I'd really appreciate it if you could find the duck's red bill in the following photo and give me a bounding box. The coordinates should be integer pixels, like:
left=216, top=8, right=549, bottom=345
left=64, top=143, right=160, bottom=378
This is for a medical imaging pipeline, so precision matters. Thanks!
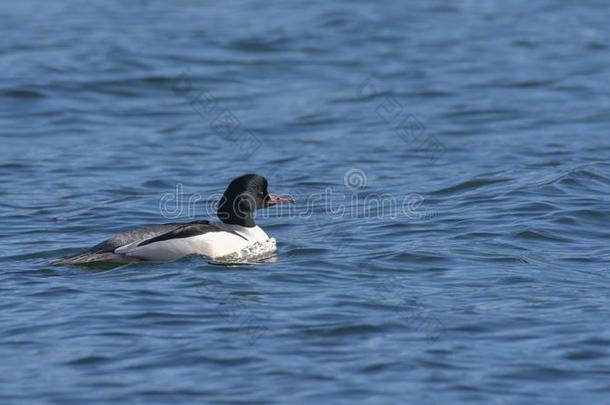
left=266, top=194, right=295, bottom=206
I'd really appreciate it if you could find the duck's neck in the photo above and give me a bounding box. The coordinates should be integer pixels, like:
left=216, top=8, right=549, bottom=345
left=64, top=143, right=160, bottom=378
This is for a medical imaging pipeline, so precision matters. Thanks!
left=217, top=209, right=255, bottom=228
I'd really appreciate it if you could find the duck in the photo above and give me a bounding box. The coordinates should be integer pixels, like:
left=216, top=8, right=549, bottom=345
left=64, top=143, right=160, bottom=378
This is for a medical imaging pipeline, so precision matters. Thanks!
left=54, top=174, right=294, bottom=264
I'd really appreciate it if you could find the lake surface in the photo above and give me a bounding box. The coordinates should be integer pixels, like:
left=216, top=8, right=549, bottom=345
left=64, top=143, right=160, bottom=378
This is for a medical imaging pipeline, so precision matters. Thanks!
left=1, top=1, right=610, bottom=403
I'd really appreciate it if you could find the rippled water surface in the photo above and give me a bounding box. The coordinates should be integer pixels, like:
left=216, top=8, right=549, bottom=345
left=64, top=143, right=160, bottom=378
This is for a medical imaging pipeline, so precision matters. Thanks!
left=2, top=1, right=610, bottom=403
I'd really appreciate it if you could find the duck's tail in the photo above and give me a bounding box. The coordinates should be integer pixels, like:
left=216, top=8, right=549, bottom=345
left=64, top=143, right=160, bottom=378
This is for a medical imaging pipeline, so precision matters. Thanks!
left=51, top=251, right=141, bottom=265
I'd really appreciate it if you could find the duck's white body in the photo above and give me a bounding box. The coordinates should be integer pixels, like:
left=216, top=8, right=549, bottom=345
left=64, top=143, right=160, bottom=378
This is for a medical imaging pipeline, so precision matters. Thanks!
left=55, top=222, right=276, bottom=265
left=115, top=224, right=272, bottom=261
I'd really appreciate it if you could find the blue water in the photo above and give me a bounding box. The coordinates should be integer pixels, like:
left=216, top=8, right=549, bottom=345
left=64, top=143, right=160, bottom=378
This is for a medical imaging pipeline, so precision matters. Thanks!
left=2, top=1, right=610, bottom=403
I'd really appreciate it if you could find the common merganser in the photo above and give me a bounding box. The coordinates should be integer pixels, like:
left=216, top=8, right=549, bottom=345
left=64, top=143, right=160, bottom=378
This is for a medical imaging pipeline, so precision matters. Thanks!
left=54, top=174, right=294, bottom=264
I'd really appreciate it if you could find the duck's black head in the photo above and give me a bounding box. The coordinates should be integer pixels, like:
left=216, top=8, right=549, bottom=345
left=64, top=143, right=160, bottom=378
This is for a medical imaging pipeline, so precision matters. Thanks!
left=217, top=174, right=294, bottom=227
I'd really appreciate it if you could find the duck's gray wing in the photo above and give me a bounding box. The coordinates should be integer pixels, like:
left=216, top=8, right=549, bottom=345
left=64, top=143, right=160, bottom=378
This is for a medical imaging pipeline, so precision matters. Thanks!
left=136, top=222, right=244, bottom=247
left=53, top=221, right=211, bottom=265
